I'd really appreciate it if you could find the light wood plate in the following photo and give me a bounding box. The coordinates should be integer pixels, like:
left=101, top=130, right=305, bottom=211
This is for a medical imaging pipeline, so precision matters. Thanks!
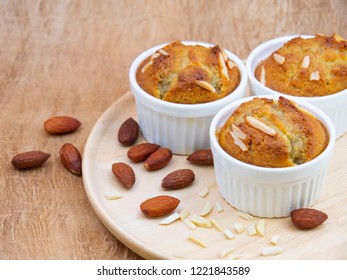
left=82, top=91, right=347, bottom=260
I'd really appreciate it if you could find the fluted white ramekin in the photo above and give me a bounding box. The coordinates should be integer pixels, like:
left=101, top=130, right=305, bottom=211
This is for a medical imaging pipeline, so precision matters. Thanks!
left=129, top=41, right=247, bottom=155
left=246, top=35, right=347, bottom=139
left=210, top=95, right=336, bottom=218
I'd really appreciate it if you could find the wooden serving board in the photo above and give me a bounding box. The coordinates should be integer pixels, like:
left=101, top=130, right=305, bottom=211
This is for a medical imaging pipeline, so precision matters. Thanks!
left=82, top=92, right=347, bottom=260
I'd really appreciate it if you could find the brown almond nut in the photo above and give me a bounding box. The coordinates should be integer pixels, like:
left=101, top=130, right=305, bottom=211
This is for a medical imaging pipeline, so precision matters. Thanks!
left=144, top=148, right=173, bottom=170
left=112, top=162, right=136, bottom=188
left=161, top=169, right=195, bottom=190
left=118, top=118, right=140, bottom=146
left=127, top=143, right=160, bottom=163
left=187, top=149, right=213, bottom=165
left=140, top=195, right=180, bottom=217
left=291, top=208, right=328, bottom=229
left=11, top=151, right=51, bottom=169
left=60, top=143, right=82, bottom=176
left=44, top=116, right=81, bottom=135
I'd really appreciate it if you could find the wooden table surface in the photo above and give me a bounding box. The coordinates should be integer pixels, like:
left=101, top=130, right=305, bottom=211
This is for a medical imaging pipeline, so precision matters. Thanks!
left=1, top=0, right=346, bottom=260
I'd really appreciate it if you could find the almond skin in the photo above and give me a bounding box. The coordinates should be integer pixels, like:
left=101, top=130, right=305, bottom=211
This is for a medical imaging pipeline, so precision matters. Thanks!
left=118, top=118, right=140, bottom=146
left=161, top=169, right=195, bottom=190
left=11, top=151, right=51, bottom=169
left=140, top=195, right=180, bottom=217
left=112, top=162, right=136, bottom=188
left=60, top=143, right=82, bottom=176
left=127, top=143, right=160, bottom=162
left=291, top=208, right=328, bottom=229
left=187, top=149, right=214, bottom=165
left=44, top=116, right=81, bottom=135
left=144, top=148, right=172, bottom=170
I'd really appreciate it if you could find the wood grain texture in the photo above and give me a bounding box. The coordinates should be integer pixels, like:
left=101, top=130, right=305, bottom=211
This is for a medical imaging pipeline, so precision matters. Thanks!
left=0, top=0, right=346, bottom=260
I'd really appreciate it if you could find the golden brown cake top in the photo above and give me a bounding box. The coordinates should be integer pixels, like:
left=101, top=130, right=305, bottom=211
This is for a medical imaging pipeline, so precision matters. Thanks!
left=218, top=97, right=329, bottom=168
left=255, top=34, right=347, bottom=97
left=136, top=41, right=241, bottom=104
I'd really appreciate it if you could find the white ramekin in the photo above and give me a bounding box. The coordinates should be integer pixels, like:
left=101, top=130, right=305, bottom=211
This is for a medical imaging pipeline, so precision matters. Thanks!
left=246, top=35, right=347, bottom=139
left=129, top=41, right=247, bottom=155
left=210, top=95, right=336, bottom=218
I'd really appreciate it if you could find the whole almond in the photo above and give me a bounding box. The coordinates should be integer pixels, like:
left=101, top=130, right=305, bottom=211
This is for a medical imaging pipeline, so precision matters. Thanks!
left=44, top=116, right=81, bottom=135
left=112, top=162, right=136, bottom=188
left=187, top=149, right=214, bottom=165
left=60, top=143, right=82, bottom=176
left=291, top=208, right=328, bottom=229
left=118, top=118, right=140, bottom=146
left=161, top=169, right=195, bottom=190
left=140, top=195, right=180, bottom=217
left=11, top=151, right=51, bottom=169
left=127, top=143, right=160, bottom=162
left=144, top=148, right=172, bottom=170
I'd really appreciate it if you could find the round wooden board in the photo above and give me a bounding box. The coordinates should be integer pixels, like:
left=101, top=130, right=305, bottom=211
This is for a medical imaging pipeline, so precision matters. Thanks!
left=82, top=91, right=347, bottom=260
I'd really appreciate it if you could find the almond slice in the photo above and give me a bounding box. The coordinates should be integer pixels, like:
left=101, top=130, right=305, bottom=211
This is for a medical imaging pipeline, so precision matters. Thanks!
left=200, top=201, right=212, bottom=216
left=141, top=60, right=153, bottom=73
left=158, top=49, right=169, bottom=56
left=188, top=234, right=207, bottom=248
left=174, top=254, right=185, bottom=259
left=218, top=52, right=229, bottom=81
left=273, top=53, right=286, bottom=65
left=160, top=212, right=180, bottom=225
left=210, top=219, right=223, bottom=232
left=271, top=234, right=280, bottom=245
left=230, top=131, right=248, bottom=151
left=246, top=116, right=276, bottom=136
left=333, top=33, right=345, bottom=42
left=227, top=60, right=236, bottom=70
left=151, top=53, right=161, bottom=60
left=310, top=71, right=320, bottom=81
left=195, top=80, right=216, bottom=92
left=219, top=246, right=235, bottom=258
left=232, top=124, right=247, bottom=140
left=191, top=214, right=212, bottom=228
left=215, top=201, right=224, bottom=213
left=179, top=209, right=190, bottom=220
left=302, top=55, right=310, bottom=68
left=234, top=223, right=245, bottom=234
left=223, top=229, right=235, bottom=239
left=199, top=187, right=209, bottom=198
left=182, top=218, right=196, bottom=230
left=227, top=253, right=242, bottom=260
left=256, top=219, right=265, bottom=237
left=260, top=66, right=266, bottom=85
left=219, top=47, right=228, bottom=61
left=237, top=211, right=254, bottom=221
left=261, top=246, right=283, bottom=256
left=247, top=223, right=258, bottom=236
left=104, top=193, right=122, bottom=200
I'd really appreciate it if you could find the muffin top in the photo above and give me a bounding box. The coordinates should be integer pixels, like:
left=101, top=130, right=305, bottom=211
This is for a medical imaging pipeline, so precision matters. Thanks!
left=255, top=34, right=347, bottom=97
left=136, top=41, right=241, bottom=104
left=218, top=97, right=329, bottom=168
